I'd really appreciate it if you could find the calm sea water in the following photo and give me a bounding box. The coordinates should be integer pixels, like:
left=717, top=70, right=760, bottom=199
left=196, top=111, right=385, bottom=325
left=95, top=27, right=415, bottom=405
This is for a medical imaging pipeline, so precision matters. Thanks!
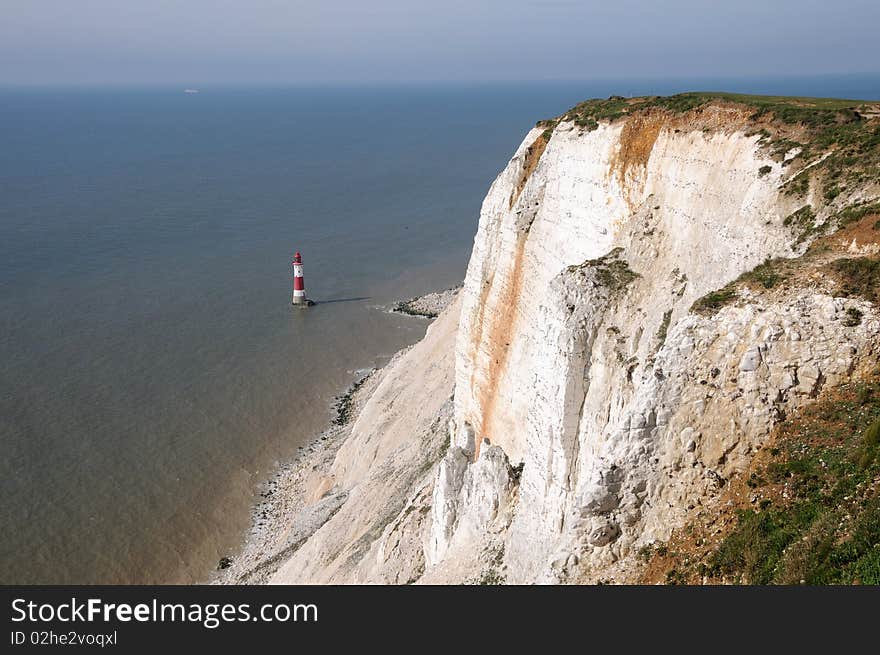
left=2, top=77, right=878, bottom=584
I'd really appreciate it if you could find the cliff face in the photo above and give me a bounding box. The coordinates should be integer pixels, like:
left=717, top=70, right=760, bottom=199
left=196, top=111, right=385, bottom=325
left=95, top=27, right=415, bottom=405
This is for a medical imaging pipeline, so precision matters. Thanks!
left=265, top=96, right=880, bottom=584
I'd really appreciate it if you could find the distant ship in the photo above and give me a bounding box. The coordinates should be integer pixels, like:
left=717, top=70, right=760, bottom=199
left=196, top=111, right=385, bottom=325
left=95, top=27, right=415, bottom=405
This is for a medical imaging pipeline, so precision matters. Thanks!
left=183, top=89, right=200, bottom=94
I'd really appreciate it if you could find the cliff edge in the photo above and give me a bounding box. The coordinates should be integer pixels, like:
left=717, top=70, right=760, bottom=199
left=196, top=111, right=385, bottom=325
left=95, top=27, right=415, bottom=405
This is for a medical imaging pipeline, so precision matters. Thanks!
left=241, top=93, right=880, bottom=584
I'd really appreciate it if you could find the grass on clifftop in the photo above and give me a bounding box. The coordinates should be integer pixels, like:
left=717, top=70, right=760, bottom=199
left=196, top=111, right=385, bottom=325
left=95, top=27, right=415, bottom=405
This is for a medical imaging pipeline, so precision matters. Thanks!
left=540, top=91, right=876, bottom=132
left=539, top=92, right=875, bottom=132
left=538, top=91, right=880, bottom=212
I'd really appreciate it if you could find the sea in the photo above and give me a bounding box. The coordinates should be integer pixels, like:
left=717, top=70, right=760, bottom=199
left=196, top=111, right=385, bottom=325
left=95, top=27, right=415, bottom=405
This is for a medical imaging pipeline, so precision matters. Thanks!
left=1, top=75, right=878, bottom=583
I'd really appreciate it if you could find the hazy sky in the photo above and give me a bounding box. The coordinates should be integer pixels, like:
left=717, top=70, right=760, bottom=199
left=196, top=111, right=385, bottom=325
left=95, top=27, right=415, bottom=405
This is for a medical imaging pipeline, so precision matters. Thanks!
left=1, top=0, right=878, bottom=84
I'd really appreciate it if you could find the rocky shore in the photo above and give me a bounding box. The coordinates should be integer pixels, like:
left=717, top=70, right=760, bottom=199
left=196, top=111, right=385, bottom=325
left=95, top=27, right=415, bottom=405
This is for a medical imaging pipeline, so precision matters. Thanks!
left=214, top=288, right=459, bottom=584
left=212, top=369, right=380, bottom=584
left=391, top=286, right=462, bottom=319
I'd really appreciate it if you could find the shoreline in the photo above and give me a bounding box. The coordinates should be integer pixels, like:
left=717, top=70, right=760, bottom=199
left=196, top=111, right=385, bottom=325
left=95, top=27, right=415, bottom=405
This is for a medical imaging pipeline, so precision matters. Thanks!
left=390, top=285, right=462, bottom=319
left=210, top=366, right=385, bottom=584
left=212, top=289, right=458, bottom=584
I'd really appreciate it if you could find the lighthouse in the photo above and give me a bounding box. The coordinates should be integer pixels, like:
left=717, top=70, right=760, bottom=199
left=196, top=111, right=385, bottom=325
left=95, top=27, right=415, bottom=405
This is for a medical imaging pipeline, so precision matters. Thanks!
left=291, top=252, right=310, bottom=306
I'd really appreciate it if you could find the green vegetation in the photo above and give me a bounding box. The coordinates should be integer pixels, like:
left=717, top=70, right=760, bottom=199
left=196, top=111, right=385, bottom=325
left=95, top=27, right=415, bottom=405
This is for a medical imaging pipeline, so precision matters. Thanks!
left=783, top=205, right=820, bottom=246
left=689, top=221, right=878, bottom=318
left=570, top=247, right=640, bottom=293
left=680, top=92, right=868, bottom=112
left=831, top=257, right=880, bottom=303
left=691, top=257, right=790, bottom=315
left=767, top=137, right=803, bottom=158
left=476, top=545, right=507, bottom=585
left=833, top=201, right=880, bottom=229
left=546, top=91, right=874, bottom=130
left=637, top=541, right=668, bottom=562
left=843, top=307, right=864, bottom=327
left=595, top=261, right=639, bottom=290
left=665, top=568, right=689, bottom=585
left=535, top=118, right=561, bottom=141
left=859, top=419, right=880, bottom=470
left=741, top=258, right=789, bottom=289
left=806, top=121, right=880, bottom=201
left=560, top=96, right=630, bottom=131
left=477, top=569, right=505, bottom=585
left=758, top=165, right=772, bottom=177
left=655, top=309, right=673, bottom=347
left=539, top=92, right=880, bottom=209
left=691, top=286, right=738, bottom=313
left=708, top=375, right=880, bottom=584
left=783, top=174, right=810, bottom=198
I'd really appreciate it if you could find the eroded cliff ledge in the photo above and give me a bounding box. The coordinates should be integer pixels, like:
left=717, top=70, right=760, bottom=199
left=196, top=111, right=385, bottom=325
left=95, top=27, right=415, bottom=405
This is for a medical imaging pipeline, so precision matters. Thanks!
left=250, top=93, right=880, bottom=584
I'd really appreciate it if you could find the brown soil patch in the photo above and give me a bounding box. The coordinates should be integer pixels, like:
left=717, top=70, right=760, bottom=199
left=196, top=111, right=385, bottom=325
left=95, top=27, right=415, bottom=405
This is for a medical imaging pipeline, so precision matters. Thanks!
left=613, top=112, right=664, bottom=189
left=509, top=131, right=550, bottom=210
left=830, top=213, right=880, bottom=252
left=462, top=130, right=547, bottom=457
left=468, top=234, right=528, bottom=459
left=609, top=103, right=765, bottom=208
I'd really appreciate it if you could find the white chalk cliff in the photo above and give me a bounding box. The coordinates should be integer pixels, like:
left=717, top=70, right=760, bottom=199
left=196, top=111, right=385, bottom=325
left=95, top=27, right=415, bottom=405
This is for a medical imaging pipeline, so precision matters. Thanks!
left=266, top=100, right=880, bottom=584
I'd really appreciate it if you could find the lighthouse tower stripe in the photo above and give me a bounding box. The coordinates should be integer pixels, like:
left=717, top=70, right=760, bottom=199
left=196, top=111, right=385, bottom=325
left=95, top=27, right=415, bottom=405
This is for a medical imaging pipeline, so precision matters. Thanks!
left=292, top=253, right=306, bottom=302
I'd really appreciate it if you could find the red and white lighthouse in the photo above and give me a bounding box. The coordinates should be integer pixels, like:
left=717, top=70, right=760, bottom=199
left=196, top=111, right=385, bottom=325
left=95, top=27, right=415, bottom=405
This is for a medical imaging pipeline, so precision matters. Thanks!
left=291, top=252, right=308, bottom=305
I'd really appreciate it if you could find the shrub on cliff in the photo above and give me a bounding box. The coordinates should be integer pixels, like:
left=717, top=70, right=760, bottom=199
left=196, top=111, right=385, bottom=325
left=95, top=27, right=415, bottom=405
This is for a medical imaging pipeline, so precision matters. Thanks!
left=691, top=286, right=737, bottom=314
left=831, top=257, right=880, bottom=303
left=783, top=205, right=819, bottom=246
